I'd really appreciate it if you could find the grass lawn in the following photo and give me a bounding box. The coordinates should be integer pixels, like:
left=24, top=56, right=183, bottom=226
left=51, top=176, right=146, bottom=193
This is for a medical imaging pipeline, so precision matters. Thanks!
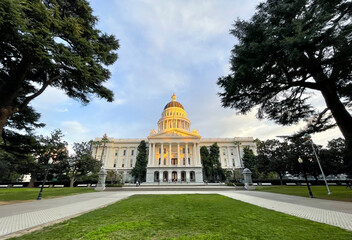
left=255, top=186, right=352, bottom=202
left=0, top=188, right=95, bottom=202
left=11, top=194, right=352, bottom=240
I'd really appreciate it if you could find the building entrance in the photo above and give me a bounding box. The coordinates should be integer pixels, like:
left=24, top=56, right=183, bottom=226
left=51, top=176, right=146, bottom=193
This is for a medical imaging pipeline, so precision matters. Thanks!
left=172, top=171, right=177, bottom=182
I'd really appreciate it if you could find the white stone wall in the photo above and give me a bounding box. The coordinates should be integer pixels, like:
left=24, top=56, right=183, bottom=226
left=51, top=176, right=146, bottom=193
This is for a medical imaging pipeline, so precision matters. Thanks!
left=92, top=137, right=257, bottom=182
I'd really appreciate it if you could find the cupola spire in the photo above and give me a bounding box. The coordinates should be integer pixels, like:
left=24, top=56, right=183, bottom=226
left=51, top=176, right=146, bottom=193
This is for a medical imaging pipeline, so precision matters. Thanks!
left=172, top=93, right=176, bottom=102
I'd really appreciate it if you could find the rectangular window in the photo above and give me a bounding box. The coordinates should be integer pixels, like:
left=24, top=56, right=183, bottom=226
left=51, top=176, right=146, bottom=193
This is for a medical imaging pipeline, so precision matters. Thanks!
left=122, top=164, right=124, bottom=167
left=164, top=148, right=166, bottom=154
left=130, top=162, right=132, bottom=167
left=223, top=151, right=225, bottom=155
left=115, top=152, right=118, bottom=156
left=113, top=164, right=116, bottom=167
left=188, top=148, right=190, bottom=154
left=164, top=158, right=166, bottom=165
left=183, top=158, right=185, bottom=165
left=159, top=158, right=161, bottom=165
left=123, top=150, right=126, bottom=156
left=188, top=158, right=190, bottom=165
left=183, top=148, right=185, bottom=154
left=159, top=148, right=161, bottom=154
left=131, top=150, right=134, bottom=156
left=231, top=152, right=234, bottom=155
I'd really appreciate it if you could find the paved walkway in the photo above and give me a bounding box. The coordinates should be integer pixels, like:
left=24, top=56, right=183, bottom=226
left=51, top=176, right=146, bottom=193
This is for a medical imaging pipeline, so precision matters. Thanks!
left=0, top=190, right=351, bottom=238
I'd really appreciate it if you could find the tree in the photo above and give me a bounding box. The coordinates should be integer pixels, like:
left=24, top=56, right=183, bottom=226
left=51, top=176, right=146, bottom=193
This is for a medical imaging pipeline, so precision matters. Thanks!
left=242, top=147, right=257, bottom=170
left=28, top=129, right=68, bottom=187
left=131, top=140, right=147, bottom=182
left=257, top=139, right=292, bottom=185
left=67, top=141, right=101, bottom=187
left=209, top=143, right=225, bottom=182
left=0, top=0, right=119, bottom=137
left=217, top=0, right=352, bottom=175
left=200, top=146, right=211, bottom=181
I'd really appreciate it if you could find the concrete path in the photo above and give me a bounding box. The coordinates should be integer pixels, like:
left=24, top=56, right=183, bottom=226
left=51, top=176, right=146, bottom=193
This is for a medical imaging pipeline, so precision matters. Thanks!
left=0, top=190, right=351, bottom=239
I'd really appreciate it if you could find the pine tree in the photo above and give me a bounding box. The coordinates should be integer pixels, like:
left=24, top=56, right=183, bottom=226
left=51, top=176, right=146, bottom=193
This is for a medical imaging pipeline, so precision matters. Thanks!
left=131, top=141, right=148, bottom=182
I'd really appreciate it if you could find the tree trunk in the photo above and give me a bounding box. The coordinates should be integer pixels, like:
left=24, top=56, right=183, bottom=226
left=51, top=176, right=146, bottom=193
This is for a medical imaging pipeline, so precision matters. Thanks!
left=279, top=174, right=283, bottom=185
left=70, top=177, right=75, bottom=188
left=28, top=173, right=36, bottom=188
left=320, top=84, right=352, bottom=176
left=0, top=107, right=15, bottom=139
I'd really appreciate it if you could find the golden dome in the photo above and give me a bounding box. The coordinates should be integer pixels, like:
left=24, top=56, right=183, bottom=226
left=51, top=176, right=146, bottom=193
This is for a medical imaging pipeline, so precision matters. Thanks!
left=164, top=94, right=184, bottom=110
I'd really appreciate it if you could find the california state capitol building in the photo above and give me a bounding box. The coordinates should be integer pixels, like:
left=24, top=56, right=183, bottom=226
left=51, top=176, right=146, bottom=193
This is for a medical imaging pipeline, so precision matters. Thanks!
left=92, top=94, right=257, bottom=184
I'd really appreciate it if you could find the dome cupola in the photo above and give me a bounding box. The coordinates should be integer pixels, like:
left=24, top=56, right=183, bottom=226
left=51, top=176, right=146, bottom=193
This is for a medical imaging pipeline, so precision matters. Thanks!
left=164, top=93, right=184, bottom=110
left=157, top=94, right=191, bottom=133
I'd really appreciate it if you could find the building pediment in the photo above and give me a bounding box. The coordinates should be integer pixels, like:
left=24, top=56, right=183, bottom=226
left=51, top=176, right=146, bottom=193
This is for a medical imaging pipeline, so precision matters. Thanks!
left=148, top=128, right=200, bottom=139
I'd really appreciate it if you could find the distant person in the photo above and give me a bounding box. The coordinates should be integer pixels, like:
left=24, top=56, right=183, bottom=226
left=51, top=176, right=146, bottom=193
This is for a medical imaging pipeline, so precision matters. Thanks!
left=346, top=182, right=351, bottom=189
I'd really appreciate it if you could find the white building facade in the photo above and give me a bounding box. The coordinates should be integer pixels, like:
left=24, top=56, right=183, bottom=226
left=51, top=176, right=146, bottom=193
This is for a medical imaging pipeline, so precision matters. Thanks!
left=92, top=94, right=256, bottom=184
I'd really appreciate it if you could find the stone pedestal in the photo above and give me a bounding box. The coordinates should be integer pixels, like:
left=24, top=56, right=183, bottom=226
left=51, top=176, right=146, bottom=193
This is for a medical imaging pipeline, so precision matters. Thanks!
left=95, top=168, right=107, bottom=191
left=243, top=168, right=255, bottom=190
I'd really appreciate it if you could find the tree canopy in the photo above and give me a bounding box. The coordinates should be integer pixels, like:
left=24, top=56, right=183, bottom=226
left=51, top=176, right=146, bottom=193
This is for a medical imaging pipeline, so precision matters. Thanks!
left=217, top=0, right=352, bottom=174
left=131, top=140, right=148, bottom=182
left=0, top=0, right=119, bottom=137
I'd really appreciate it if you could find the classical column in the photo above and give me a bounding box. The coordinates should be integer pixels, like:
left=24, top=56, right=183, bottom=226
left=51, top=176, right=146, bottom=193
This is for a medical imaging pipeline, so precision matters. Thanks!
left=168, top=143, right=171, bottom=166
left=159, top=171, right=163, bottom=183
left=168, top=171, right=172, bottom=183
left=193, top=142, right=196, bottom=166
left=152, top=143, right=155, bottom=166
left=177, top=143, right=180, bottom=165
left=197, top=143, right=201, bottom=166
left=148, top=143, right=151, bottom=165
left=115, top=148, right=119, bottom=171
left=160, top=143, right=164, bottom=166
left=186, top=171, right=190, bottom=183
left=186, top=143, right=189, bottom=166
left=227, top=146, right=231, bottom=168
left=177, top=170, right=181, bottom=182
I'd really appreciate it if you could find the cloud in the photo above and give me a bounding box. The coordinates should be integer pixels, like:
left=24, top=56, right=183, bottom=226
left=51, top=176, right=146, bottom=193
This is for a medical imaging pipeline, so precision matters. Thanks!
left=61, top=121, right=89, bottom=137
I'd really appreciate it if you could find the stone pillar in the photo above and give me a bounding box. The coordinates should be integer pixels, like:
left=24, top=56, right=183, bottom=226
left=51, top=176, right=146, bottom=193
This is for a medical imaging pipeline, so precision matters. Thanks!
left=148, top=143, right=151, bottom=165
left=186, top=143, right=189, bottom=166
left=193, top=142, right=196, bottom=166
left=168, top=171, right=172, bottom=183
left=177, top=143, right=180, bottom=165
left=227, top=146, right=231, bottom=168
left=160, top=143, right=164, bottom=166
left=159, top=171, right=163, bottom=183
left=168, top=143, right=171, bottom=166
left=186, top=171, right=190, bottom=183
left=95, top=168, right=107, bottom=191
left=115, top=148, right=119, bottom=171
left=197, top=143, right=201, bottom=166
left=243, top=168, right=254, bottom=190
left=177, top=170, right=181, bottom=182
left=152, top=143, right=155, bottom=166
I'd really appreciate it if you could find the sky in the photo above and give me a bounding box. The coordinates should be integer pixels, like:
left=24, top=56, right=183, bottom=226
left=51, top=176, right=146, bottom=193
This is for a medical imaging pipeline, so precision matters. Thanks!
left=30, top=0, right=343, bottom=148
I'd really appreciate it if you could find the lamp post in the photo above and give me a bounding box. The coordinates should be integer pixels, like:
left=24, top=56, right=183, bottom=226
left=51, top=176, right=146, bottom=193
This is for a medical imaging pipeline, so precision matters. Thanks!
left=298, top=157, right=314, bottom=198
left=303, top=134, right=332, bottom=195
left=37, top=157, right=53, bottom=200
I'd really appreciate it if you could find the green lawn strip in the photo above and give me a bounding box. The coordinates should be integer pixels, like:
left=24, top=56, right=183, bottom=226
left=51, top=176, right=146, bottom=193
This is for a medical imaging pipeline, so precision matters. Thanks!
left=254, top=186, right=352, bottom=202
left=11, top=194, right=352, bottom=240
left=0, top=188, right=95, bottom=201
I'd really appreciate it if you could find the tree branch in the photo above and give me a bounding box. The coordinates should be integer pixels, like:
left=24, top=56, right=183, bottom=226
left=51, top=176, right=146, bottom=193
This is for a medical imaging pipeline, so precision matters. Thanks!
left=19, top=75, right=60, bottom=111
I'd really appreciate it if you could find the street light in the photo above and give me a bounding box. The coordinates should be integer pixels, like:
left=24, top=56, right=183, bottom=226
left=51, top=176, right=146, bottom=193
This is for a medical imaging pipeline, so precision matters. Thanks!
left=303, top=134, right=332, bottom=195
left=37, top=157, right=54, bottom=200
left=298, top=157, right=314, bottom=198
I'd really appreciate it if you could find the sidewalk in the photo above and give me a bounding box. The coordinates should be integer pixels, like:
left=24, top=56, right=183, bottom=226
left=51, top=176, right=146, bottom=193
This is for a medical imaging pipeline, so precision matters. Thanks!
left=0, top=190, right=351, bottom=238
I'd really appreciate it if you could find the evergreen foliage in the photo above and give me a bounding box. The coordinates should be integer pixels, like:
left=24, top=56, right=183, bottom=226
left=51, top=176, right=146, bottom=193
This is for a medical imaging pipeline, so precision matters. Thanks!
left=218, top=0, right=352, bottom=175
left=0, top=0, right=119, bottom=137
left=131, top=140, right=148, bottom=182
left=209, top=143, right=225, bottom=182
left=67, top=141, right=102, bottom=187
